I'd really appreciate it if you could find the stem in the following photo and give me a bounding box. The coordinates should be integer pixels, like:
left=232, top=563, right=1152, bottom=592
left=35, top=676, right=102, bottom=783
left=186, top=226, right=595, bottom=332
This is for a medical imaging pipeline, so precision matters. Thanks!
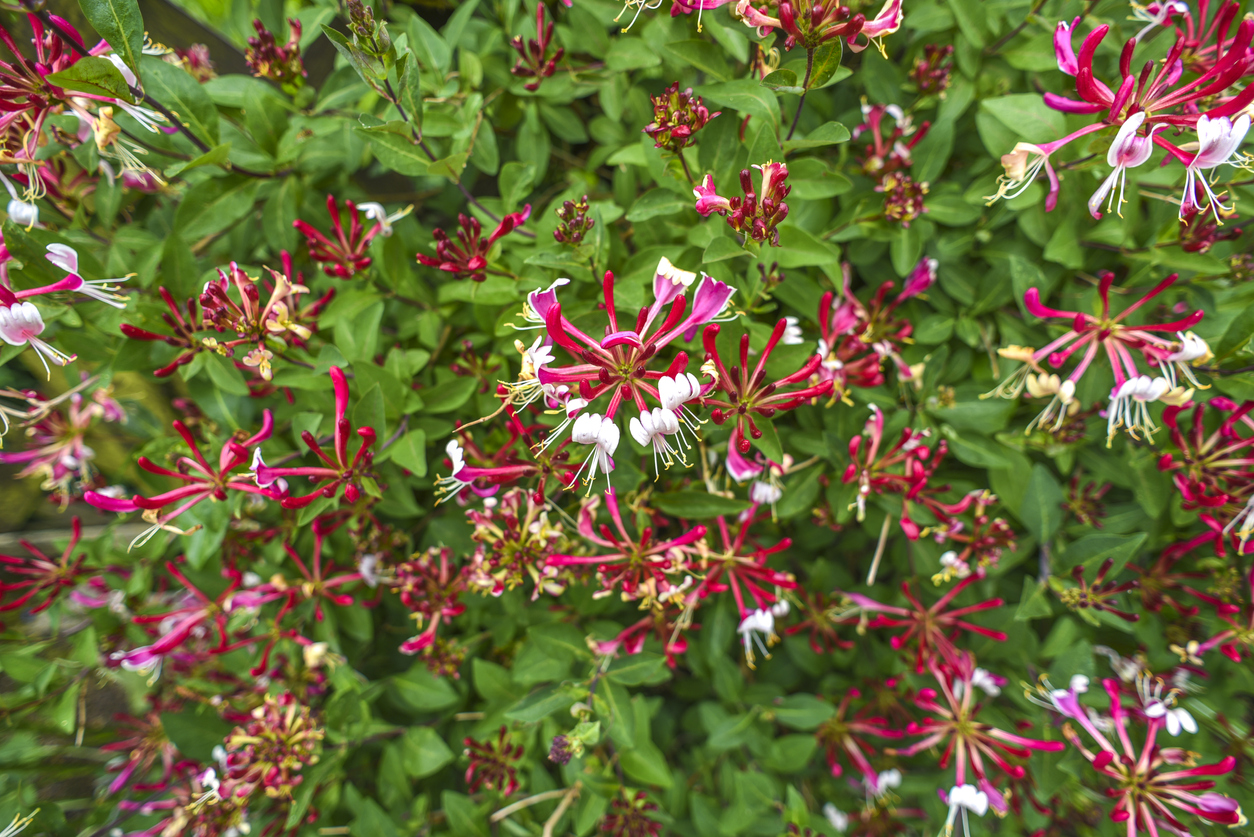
left=786, top=49, right=814, bottom=142
left=383, top=79, right=537, bottom=239
left=984, top=0, right=1049, bottom=55
left=866, top=512, right=892, bottom=586
left=678, top=152, right=695, bottom=186
left=490, top=789, right=571, bottom=822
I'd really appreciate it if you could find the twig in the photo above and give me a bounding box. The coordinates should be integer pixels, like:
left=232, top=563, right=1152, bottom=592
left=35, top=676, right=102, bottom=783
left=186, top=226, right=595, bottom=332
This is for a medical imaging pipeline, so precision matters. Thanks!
left=984, top=0, right=1049, bottom=56
left=542, top=785, right=580, bottom=837
left=380, top=415, right=411, bottom=451
left=786, top=48, right=815, bottom=142
left=490, top=789, right=571, bottom=822
left=866, top=512, right=893, bottom=586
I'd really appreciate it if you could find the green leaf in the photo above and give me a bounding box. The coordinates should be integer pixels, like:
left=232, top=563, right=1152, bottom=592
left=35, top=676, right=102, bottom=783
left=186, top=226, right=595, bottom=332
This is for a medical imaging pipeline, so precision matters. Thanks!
left=421, top=377, right=477, bottom=414
left=1217, top=303, right=1254, bottom=358
left=663, top=40, right=732, bottom=81
left=653, top=492, right=752, bottom=519
left=426, top=152, right=469, bottom=181
left=355, top=122, right=429, bottom=176
left=384, top=429, right=427, bottom=476
left=763, top=734, right=817, bottom=773
left=160, top=704, right=233, bottom=762
left=755, top=417, right=784, bottom=463
left=619, top=744, right=673, bottom=788
left=164, top=143, right=231, bottom=177
left=1014, top=576, right=1055, bottom=621
left=202, top=353, right=249, bottom=396
left=1019, top=464, right=1065, bottom=543
left=807, top=41, right=847, bottom=89
left=399, top=727, right=455, bottom=779
left=980, top=94, right=1068, bottom=143
left=442, top=792, right=487, bottom=837
left=529, top=623, right=591, bottom=663
left=702, top=79, right=781, bottom=130
left=627, top=189, right=691, bottom=222
left=398, top=55, right=423, bottom=135
left=173, top=176, right=260, bottom=239
left=139, top=55, right=220, bottom=144
left=506, top=684, right=576, bottom=723
left=703, top=235, right=750, bottom=263
left=760, top=68, right=802, bottom=94
left=79, top=0, right=144, bottom=78
left=1060, top=532, right=1147, bottom=577
left=45, top=56, right=133, bottom=102
left=499, top=161, right=536, bottom=212
left=771, top=694, right=834, bottom=730
left=606, top=652, right=667, bottom=686
left=391, top=664, right=460, bottom=713
left=782, top=121, right=850, bottom=151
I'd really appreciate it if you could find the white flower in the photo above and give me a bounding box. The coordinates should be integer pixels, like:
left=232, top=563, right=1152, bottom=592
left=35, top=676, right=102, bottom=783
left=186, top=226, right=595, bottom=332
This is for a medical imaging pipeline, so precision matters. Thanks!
left=435, top=440, right=477, bottom=504
left=571, top=413, right=620, bottom=489
left=737, top=608, right=776, bottom=669
left=1088, top=112, right=1159, bottom=219
left=1145, top=700, right=1197, bottom=736
left=823, top=803, right=849, bottom=833
left=358, top=201, right=412, bottom=236
left=943, top=784, right=989, bottom=837
left=44, top=243, right=131, bottom=308
left=770, top=598, right=790, bottom=618
left=971, top=667, right=1002, bottom=697
left=782, top=316, right=804, bottom=345
left=1106, top=375, right=1171, bottom=444
left=0, top=301, right=75, bottom=378
left=524, top=335, right=555, bottom=374
left=359, top=553, right=381, bottom=588
left=867, top=768, right=902, bottom=797
left=1180, top=113, right=1250, bottom=218
left=750, top=480, right=782, bottom=505
left=105, top=53, right=138, bottom=88
left=629, top=406, right=683, bottom=474
left=658, top=371, right=705, bottom=449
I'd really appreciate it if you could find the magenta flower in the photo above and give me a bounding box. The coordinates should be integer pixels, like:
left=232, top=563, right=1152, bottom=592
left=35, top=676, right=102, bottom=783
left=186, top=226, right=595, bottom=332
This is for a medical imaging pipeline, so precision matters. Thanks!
left=252, top=366, right=377, bottom=509
left=84, top=411, right=276, bottom=548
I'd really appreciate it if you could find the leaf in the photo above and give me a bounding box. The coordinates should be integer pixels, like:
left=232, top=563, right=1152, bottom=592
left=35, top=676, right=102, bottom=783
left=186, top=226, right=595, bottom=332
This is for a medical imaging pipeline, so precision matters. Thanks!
left=626, top=189, right=691, bottom=222
left=1014, top=576, right=1054, bottom=621
left=782, top=120, right=850, bottom=151
left=399, top=727, right=454, bottom=779
left=980, top=94, right=1068, bottom=143
left=420, top=377, right=477, bottom=414
left=426, top=152, right=469, bottom=181
left=1060, top=532, right=1148, bottom=577
left=1019, top=464, right=1065, bottom=543
left=355, top=122, right=429, bottom=176
left=499, top=161, right=536, bottom=212
left=1217, top=303, right=1254, bottom=358
left=442, top=792, right=487, bottom=837
left=771, top=694, right=834, bottom=730
left=384, top=429, right=427, bottom=476
left=606, top=652, right=667, bottom=686
left=398, top=56, right=423, bottom=135
left=755, top=417, right=784, bottom=463
left=165, top=143, right=231, bottom=177
left=808, top=40, right=847, bottom=89
left=139, top=55, right=220, bottom=144
left=160, top=705, right=233, bottom=762
left=619, top=744, right=673, bottom=787
left=506, top=684, right=576, bottom=723
left=653, top=492, right=752, bottom=519
left=760, top=68, right=802, bottom=94
left=528, top=623, right=591, bottom=663
left=703, top=236, right=750, bottom=263
left=663, top=40, right=732, bottom=81
left=391, top=665, right=459, bottom=713
left=202, top=353, right=249, bottom=396
left=173, top=176, right=260, bottom=239
left=702, top=79, right=781, bottom=130
left=79, top=0, right=144, bottom=78
left=45, top=56, right=133, bottom=101
left=763, top=734, right=818, bottom=773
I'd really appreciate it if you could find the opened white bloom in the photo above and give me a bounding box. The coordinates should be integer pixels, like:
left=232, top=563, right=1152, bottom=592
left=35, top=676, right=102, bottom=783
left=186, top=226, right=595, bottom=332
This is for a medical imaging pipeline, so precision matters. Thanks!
left=1164, top=330, right=1211, bottom=388
left=0, top=301, right=75, bottom=378
left=750, top=480, right=782, bottom=505
left=868, top=768, right=902, bottom=797
left=737, top=607, right=776, bottom=669
left=971, top=667, right=1002, bottom=697
left=658, top=371, right=705, bottom=449
left=1146, top=699, right=1197, bottom=736
left=1089, top=112, right=1159, bottom=219
left=0, top=171, right=38, bottom=227
left=630, top=406, right=683, bottom=475
left=782, top=316, right=804, bottom=345
left=770, top=598, right=790, bottom=618
left=358, top=201, right=413, bottom=236
left=45, top=243, right=132, bottom=308
left=571, top=413, right=620, bottom=489
left=823, top=803, right=849, bottom=833
left=1180, top=114, right=1250, bottom=218
left=942, top=784, right=989, bottom=837
left=1106, top=375, right=1171, bottom=445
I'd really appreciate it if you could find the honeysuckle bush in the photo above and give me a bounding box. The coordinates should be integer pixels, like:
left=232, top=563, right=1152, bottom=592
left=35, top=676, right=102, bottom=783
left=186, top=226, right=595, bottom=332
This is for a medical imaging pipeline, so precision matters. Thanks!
left=2, top=0, right=1254, bottom=834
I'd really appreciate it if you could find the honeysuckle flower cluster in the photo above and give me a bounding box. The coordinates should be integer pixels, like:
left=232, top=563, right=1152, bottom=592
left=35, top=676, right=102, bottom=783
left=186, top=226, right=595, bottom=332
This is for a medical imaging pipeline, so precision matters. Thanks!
left=987, top=9, right=1254, bottom=218
left=988, top=272, right=1207, bottom=444
left=643, top=82, right=720, bottom=153
left=416, top=206, right=532, bottom=282
left=694, top=162, right=791, bottom=246
left=510, top=4, right=563, bottom=92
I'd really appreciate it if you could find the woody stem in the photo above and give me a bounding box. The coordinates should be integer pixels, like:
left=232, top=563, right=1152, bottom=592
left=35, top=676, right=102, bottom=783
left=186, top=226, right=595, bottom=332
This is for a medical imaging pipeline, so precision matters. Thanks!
left=786, top=49, right=814, bottom=142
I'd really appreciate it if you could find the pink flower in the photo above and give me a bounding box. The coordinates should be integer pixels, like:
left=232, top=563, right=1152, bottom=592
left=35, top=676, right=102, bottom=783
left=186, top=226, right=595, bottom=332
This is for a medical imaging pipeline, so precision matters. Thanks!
left=693, top=174, right=732, bottom=217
